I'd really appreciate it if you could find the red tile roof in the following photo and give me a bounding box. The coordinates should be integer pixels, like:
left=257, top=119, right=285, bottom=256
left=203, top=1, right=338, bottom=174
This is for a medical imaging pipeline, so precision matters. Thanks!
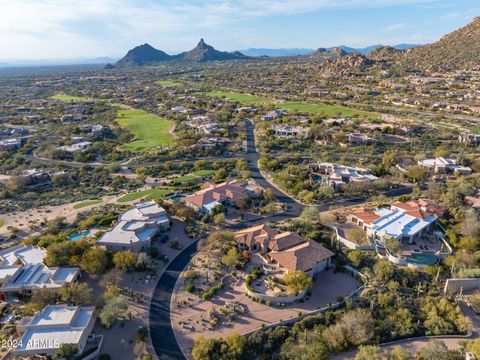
left=269, top=240, right=334, bottom=272
left=351, top=208, right=380, bottom=224
left=184, top=180, right=248, bottom=209
left=392, top=199, right=445, bottom=219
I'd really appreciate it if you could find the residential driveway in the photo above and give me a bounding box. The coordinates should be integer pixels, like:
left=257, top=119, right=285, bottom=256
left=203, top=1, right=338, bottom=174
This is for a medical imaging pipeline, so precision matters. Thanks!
left=171, top=269, right=361, bottom=357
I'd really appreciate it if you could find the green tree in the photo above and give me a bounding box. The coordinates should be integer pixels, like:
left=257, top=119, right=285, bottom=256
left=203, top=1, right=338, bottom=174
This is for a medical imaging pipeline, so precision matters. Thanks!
left=213, top=213, right=226, bottom=225
left=221, top=247, right=240, bottom=269
left=406, top=166, right=427, bottom=182
left=53, top=343, right=78, bottom=360
left=300, top=207, right=321, bottom=226
left=60, top=283, right=92, bottom=305
left=388, top=346, right=410, bottom=360
left=80, top=247, right=110, bottom=274
left=283, top=271, right=312, bottom=295
left=355, top=345, right=383, bottom=360
left=374, top=260, right=394, bottom=283
left=385, top=237, right=402, bottom=257
left=416, top=340, right=463, bottom=360
left=207, top=230, right=234, bottom=250
left=113, top=250, right=137, bottom=271
left=99, top=296, right=128, bottom=328
left=212, top=168, right=228, bottom=182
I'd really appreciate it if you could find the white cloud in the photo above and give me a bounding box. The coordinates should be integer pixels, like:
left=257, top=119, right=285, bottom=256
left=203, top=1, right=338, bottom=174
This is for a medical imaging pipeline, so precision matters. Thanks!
left=383, top=23, right=408, bottom=31
left=0, top=0, right=441, bottom=59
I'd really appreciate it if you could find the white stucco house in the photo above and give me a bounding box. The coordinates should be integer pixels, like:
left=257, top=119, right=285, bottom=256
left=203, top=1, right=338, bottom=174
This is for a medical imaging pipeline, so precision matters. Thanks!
left=96, top=200, right=170, bottom=252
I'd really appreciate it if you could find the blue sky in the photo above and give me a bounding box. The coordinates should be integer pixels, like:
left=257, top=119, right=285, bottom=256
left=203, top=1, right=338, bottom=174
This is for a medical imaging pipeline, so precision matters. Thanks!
left=0, top=0, right=478, bottom=60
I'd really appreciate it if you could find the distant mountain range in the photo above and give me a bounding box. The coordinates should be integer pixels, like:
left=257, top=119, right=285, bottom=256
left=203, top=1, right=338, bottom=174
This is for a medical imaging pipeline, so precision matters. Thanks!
left=239, top=44, right=420, bottom=57
left=240, top=48, right=314, bottom=57
left=0, top=57, right=117, bottom=67
left=113, top=39, right=246, bottom=67
left=3, top=17, right=479, bottom=72
left=110, top=40, right=422, bottom=68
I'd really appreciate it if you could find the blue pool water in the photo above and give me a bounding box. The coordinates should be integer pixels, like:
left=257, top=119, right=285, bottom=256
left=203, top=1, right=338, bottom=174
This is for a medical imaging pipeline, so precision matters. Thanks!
left=68, top=230, right=91, bottom=241
left=169, top=194, right=185, bottom=201
left=407, top=253, right=438, bottom=266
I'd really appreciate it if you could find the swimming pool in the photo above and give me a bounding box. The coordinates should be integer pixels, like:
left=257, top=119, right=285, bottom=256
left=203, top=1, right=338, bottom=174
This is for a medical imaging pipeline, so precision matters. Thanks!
left=407, top=253, right=438, bottom=266
left=169, top=194, right=185, bottom=201
left=68, top=230, right=91, bottom=241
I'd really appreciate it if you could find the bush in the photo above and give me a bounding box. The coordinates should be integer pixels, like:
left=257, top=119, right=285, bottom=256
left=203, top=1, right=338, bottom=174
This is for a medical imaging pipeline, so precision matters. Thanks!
left=246, top=275, right=253, bottom=291
left=186, top=283, right=195, bottom=293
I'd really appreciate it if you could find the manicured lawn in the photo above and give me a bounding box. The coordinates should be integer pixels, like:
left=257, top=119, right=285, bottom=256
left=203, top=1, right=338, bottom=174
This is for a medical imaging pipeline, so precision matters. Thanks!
left=277, top=102, right=376, bottom=118
left=193, top=169, right=214, bottom=176
left=174, top=175, right=197, bottom=182
left=51, top=94, right=96, bottom=102
left=117, top=189, right=173, bottom=203
left=116, top=109, right=174, bottom=151
left=73, top=200, right=103, bottom=209
left=156, top=80, right=180, bottom=87
left=203, top=91, right=375, bottom=117
left=204, top=91, right=271, bottom=103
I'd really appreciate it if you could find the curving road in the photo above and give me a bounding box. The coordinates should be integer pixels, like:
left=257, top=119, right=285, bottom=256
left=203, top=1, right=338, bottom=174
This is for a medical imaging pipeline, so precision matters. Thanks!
left=150, top=240, right=200, bottom=360
left=149, top=119, right=412, bottom=359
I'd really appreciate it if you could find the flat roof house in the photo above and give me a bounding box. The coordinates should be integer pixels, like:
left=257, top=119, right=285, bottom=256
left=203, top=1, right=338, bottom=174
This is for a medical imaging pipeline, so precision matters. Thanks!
left=417, top=157, right=472, bottom=175
left=458, top=131, right=480, bottom=145
left=271, top=125, right=309, bottom=138
left=234, top=225, right=334, bottom=277
left=309, top=163, right=378, bottom=189
left=183, top=180, right=249, bottom=214
left=0, top=245, right=79, bottom=294
left=349, top=199, right=445, bottom=245
left=14, top=305, right=97, bottom=357
left=97, top=200, right=170, bottom=252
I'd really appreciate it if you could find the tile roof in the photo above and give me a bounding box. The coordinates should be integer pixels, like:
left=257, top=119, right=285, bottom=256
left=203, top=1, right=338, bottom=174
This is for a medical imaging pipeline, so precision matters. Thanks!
left=234, top=226, right=333, bottom=273
left=351, top=208, right=381, bottom=224
left=391, top=199, right=445, bottom=219
left=184, top=180, right=248, bottom=209
left=269, top=240, right=334, bottom=272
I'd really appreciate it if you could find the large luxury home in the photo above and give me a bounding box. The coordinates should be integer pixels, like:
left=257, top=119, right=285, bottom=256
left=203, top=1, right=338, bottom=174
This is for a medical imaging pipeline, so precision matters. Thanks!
left=14, top=305, right=97, bottom=357
left=183, top=180, right=251, bottom=214
left=349, top=199, right=445, bottom=244
left=234, top=225, right=334, bottom=277
left=97, top=200, right=170, bottom=252
left=309, top=162, right=378, bottom=189
left=0, top=245, right=79, bottom=295
left=417, top=157, right=472, bottom=175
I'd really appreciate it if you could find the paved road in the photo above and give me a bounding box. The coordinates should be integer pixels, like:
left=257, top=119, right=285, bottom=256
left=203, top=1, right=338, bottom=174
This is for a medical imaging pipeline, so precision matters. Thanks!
left=244, top=119, right=305, bottom=219
left=150, top=240, right=200, bottom=360
left=149, top=119, right=412, bottom=360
